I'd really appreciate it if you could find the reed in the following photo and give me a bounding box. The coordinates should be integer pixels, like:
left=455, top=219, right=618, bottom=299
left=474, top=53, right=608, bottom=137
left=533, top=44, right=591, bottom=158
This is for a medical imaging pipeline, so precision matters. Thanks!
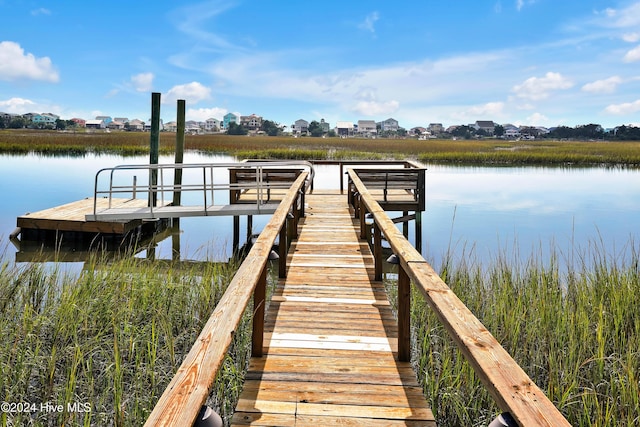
left=384, top=238, right=640, bottom=426
left=2, top=130, right=640, bottom=165
left=0, top=247, right=280, bottom=426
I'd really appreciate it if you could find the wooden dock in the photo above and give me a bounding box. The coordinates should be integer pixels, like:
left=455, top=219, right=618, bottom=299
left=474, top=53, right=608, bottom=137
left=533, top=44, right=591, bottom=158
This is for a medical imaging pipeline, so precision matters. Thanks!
left=231, top=190, right=435, bottom=426
left=16, top=197, right=156, bottom=235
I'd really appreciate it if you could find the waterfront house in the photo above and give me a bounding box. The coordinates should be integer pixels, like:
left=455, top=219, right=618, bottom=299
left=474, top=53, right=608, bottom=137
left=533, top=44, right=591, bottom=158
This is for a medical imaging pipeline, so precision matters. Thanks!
left=223, top=113, right=239, bottom=130
left=240, top=114, right=263, bottom=131
left=377, top=118, right=399, bottom=132
left=292, top=119, right=309, bottom=135
left=473, top=120, right=495, bottom=135
left=95, top=116, right=113, bottom=125
left=85, top=119, right=106, bottom=129
left=335, top=121, right=354, bottom=137
left=357, top=120, right=377, bottom=137
left=205, top=118, right=221, bottom=132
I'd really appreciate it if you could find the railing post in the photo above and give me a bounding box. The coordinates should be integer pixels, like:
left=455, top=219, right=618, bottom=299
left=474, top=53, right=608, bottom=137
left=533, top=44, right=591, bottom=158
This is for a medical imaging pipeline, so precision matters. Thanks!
left=252, top=264, right=267, bottom=357
left=398, top=264, right=411, bottom=362
left=279, top=222, right=287, bottom=278
left=374, top=222, right=382, bottom=281
left=359, top=197, right=367, bottom=240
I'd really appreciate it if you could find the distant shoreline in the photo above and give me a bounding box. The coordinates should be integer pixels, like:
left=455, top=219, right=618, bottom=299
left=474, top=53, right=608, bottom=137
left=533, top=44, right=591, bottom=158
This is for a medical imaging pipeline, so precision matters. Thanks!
left=1, top=129, right=640, bottom=166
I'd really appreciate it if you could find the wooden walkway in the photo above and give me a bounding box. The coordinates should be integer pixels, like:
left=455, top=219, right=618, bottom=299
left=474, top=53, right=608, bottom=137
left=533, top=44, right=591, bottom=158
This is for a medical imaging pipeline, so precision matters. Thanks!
left=231, top=190, right=435, bottom=426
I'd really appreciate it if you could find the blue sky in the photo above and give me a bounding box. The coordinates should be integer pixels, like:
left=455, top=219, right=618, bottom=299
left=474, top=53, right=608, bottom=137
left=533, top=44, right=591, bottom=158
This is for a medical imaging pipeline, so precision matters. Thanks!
left=1, top=0, right=640, bottom=130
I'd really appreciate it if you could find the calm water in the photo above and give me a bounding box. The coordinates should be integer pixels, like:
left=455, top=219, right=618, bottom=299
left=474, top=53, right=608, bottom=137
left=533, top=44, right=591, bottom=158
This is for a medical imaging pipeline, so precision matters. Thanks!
left=2, top=153, right=639, bottom=271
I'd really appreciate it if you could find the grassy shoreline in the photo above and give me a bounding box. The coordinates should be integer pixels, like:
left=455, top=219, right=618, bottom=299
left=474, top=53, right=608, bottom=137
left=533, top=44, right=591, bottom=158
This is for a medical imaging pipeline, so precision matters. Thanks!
left=2, top=129, right=640, bottom=166
left=1, top=130, right=638, bottom=425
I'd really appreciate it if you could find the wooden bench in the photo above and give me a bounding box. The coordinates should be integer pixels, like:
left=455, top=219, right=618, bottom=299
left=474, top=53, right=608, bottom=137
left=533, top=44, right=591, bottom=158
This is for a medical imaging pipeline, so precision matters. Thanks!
left=229, top=168, right=304, bottom=204
left=348, top=168, right=425, bottom=212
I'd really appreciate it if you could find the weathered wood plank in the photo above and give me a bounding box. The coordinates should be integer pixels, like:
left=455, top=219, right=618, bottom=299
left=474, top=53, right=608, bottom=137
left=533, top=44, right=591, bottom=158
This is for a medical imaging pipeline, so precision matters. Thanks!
left=232, top=191, right=434, bottom=425
left=349, top=169, right=570, bottom=426
left=144, top=173, right=308, bottom=427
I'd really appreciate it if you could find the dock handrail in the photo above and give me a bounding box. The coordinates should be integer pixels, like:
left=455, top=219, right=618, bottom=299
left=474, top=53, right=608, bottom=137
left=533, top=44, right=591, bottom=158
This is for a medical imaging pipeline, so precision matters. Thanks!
left=91, top=161, right=314, bottom=217
left=144, top=172, right=307, bottom=426
left=347, top=169, right=571, bottom=427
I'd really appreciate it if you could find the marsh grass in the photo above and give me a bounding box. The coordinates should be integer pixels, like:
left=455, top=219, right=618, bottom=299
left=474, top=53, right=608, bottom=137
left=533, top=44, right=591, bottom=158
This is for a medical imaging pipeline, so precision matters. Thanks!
left=3, top=130, right=640, bottom=165
left=0, top=247, right=278, bottom=426
left=383, top=239, right=640, bottom=426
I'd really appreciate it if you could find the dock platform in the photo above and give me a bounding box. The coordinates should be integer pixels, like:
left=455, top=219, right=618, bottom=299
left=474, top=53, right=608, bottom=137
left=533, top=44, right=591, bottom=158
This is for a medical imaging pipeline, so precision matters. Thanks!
left=16, top=197, right=159, bottom=236
left=231, top=190, right=435, bottom=426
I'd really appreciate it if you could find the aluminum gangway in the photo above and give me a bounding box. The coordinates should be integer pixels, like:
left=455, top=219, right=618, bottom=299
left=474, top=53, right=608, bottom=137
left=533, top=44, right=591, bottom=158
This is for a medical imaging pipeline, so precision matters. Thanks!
left=85, top=161, right=314, bottom=222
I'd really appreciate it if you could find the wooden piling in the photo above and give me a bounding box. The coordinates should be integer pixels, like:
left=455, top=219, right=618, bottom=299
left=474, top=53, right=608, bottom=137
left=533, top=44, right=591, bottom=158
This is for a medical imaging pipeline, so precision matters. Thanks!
left=149, top=92, right=161, bottom=207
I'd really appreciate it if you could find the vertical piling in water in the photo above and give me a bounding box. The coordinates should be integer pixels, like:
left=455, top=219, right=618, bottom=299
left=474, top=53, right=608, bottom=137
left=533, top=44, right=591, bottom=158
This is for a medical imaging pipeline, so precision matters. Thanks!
left=173, top=99, right=185, bottom=209
left=171, top=100, right=185, bottom=259
left=149, top=92, right=161, bottom=207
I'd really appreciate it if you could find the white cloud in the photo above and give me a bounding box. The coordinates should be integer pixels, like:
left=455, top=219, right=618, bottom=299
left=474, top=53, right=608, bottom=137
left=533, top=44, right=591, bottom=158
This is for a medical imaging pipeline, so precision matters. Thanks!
left=467, top=102, right=505, bottom=117
left=599, top=3, right=640, bottom=28
left=450, top=102, right=505, bottom=122
left=0, top=97, right=36, bottom=113
left=186, top=107, right=228, bottom=122
left=623, top=45, right=640, bottom=62
left=31, top=8, right=51, bottom=16
left=163, top=82, right=212, bottom=105
left=525, top=112, right=549, bottom=126
left=351, top=99, right=399, bottom=116
left=131, top=72, right=154, bottom=92
left=0, top=41, right=59, bottom=82
left=622, top=32, right=640, bottom=42
left=358, top=12, right=380, bottom=34
left=516, top=0, right=537, bottom=11
left=605, top=99, right=640, bottom=115
left=512, top=72, right=573, bottom=100
left=582, top=76, right=622, bottom=94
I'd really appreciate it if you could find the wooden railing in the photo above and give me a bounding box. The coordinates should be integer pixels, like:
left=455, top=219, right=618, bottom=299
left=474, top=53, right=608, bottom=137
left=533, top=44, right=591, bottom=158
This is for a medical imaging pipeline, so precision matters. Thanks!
left=144, top=173, right=307, bottom=426
left=348, top=169, right=571, bottom=427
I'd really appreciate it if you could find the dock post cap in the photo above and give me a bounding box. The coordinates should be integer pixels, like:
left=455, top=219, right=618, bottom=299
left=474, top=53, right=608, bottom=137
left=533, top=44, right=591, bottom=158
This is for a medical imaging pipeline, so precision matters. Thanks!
left=488, top=412, right=517, bottom=427
left=193, top=405, right=222, bottom=427
left=386, top=253, right=400, bottom=264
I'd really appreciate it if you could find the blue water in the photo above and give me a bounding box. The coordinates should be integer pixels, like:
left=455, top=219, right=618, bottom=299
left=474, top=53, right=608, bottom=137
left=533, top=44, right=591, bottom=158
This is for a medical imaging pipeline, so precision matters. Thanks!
left=2, top=154, right=639, bottom=272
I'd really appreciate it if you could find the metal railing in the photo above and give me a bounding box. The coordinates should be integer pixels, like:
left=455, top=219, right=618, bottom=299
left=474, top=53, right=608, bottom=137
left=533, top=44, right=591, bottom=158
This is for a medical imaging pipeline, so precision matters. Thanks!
left=90, top=161, right=314, bottom=218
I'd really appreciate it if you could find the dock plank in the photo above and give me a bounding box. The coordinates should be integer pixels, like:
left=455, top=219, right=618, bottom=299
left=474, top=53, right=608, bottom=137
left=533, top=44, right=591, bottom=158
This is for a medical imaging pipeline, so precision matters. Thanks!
left=231, top=193, right=435, bottom=426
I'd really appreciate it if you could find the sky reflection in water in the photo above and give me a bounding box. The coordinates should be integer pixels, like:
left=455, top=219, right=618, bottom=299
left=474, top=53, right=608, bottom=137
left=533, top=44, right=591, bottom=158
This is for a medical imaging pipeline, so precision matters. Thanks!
left=2, top=154, right=638, bottom=272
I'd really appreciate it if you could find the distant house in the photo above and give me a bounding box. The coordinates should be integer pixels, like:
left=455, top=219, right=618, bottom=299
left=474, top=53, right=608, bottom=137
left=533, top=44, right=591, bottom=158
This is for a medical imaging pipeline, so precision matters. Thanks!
left=22, top=112, right=38, bottom=122
left=223, top=113, right=239, bottom=130
left=502, top=124, right=520, bottom=139
left=428, top=123, right=444, bottom=135
left=85, top=119, right=106, bottom=129
left=335, top=121, right=354, bottom=137
left=377, top=118, right=399, bottom=132
left=205, top=118, right=220, bottom=132
left=108, top=120, right=125, bottom=130
left=319, top=119, right=330, bottom=133
left=357, top=120, right=377, bottom=136
left=240, top=114, right=262, bottom=131
left=70, top=118, right=86, bottom=127
left=95, top=116, right=113, bottom=125
left=32, top=113, right=58, bottom=127
left=410, top=126, right=427, bottom=136
left=128, top=119, right=144, bottom=131
left=292, top=119, right=309, bottom=135
left=185, top=120, right=202, bottom=134
left=164, top=121, right=178, bottom=132
left=144, top=119, right=164, bottom=132
left=473, top=120, right=495, bottom=135
left=114, top=117, right=129, bottom=124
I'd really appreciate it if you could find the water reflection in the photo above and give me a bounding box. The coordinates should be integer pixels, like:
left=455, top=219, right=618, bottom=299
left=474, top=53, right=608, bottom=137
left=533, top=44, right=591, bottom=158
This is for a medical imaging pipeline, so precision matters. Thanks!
left=2, top=153, right=639, bottom=272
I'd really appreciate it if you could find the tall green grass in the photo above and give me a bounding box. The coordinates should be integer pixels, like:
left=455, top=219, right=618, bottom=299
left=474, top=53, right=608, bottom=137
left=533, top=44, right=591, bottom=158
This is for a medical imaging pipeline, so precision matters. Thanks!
left=0, top=248, right=278, bottom=426
left=385, top=239, right=640, bottom=426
